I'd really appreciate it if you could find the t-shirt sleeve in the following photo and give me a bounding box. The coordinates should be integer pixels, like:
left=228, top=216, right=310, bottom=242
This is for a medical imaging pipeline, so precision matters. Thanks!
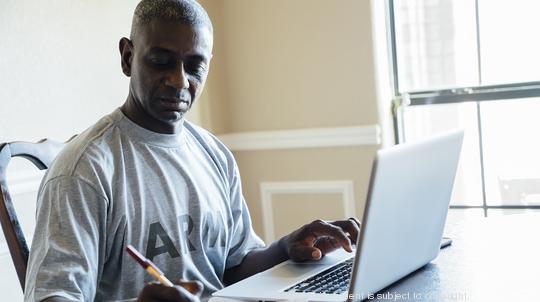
left=24, top=176, right=108, bottom=302
left=225, top=161, right=265, bottom=269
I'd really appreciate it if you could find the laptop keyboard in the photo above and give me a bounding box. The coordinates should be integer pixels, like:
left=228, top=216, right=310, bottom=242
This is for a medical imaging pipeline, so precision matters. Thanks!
left=284, top=258, right=354, bottom=295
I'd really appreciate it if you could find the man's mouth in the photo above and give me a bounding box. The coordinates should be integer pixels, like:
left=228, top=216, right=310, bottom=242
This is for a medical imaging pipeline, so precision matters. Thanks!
left=159, top=98, right=190, bottom=112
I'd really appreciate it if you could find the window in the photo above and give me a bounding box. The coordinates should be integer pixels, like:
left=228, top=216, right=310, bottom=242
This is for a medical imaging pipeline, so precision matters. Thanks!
left=388, top=0, right=540, bottom=215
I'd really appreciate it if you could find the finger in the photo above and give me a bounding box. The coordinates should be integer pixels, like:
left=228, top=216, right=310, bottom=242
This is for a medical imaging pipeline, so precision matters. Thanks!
left=310, top=221, right=352, bottom=252
left=314, top=237, right=343, bottom=255
left=349, top=217, right=362, bottom=231
left=332, top=218, right=361, bottom=240
left=331, top=218, right=361, bottom=244
left=288, top=243, right=322, bottom=262
left=175, top=279, right=204, bottom=296
left=139, top=282, right=200, bottom=302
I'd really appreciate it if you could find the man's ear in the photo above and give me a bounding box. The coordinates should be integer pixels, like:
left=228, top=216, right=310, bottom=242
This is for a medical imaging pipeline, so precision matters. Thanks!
left=119, top=37, right=133, bottom=77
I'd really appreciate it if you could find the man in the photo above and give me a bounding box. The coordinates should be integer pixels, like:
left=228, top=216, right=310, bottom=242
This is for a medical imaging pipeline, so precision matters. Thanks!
left=24, top=1, right=361, bottom=301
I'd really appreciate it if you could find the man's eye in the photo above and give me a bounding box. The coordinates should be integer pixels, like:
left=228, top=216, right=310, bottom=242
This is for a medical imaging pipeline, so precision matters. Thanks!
left=186, top=63, right=207, bottom=77
left=149, top=57, right=169, bottom=65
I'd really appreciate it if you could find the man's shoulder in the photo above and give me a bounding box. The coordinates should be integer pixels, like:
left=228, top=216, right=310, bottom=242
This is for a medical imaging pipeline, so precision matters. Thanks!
left=183, top=120, right=237, bottom=172
left=184, top=120, right=233, bottom=158
left=46, top=110, right=123, bottom=180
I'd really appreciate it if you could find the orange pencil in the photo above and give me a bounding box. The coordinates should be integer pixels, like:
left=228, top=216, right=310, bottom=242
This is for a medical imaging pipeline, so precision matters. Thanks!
left=126, top=245, right=174, bottom=287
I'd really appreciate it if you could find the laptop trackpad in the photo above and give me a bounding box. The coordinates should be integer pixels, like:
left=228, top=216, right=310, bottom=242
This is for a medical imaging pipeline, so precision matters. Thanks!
left=260, top=262, right=326, bottom=278
left=260, top=249, right=354, bottom=279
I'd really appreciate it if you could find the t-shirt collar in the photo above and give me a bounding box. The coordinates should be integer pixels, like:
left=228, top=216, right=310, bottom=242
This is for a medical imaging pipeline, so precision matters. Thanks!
left=114, top=108, right=186, bottom=148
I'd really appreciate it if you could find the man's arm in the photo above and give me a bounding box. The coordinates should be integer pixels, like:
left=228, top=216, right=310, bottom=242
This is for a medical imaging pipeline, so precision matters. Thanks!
left=223, top=238, right=289, bottom=285
left=223, top=218, right=361, bottom=285
left=24, top=177, right=108, bottom=301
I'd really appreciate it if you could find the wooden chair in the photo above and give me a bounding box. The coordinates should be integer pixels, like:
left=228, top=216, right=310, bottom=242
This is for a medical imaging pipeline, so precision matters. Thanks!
left=0, top=137, right=75, bottom=291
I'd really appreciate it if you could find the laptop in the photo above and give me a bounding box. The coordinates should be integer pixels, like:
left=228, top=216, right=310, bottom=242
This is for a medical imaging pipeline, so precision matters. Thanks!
left=213, top=130, right=464, bottom=302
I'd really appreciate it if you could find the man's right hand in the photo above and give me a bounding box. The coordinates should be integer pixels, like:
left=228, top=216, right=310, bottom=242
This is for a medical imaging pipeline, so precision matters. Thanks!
left=137, top=280, right=203, bottom=302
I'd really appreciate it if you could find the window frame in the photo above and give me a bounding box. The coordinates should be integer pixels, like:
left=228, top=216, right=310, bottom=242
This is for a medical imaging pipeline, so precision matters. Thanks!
left=386, top=0, right=540, bottom=216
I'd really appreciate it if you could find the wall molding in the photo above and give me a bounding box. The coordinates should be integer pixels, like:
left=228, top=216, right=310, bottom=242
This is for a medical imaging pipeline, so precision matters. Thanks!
left=0, top=169, right=44, bottom=257
left=5, top=170, right=45, bottom=196
left=260, top=181, right=356, bottom=243
left=218, top=125, right=380, bottom=151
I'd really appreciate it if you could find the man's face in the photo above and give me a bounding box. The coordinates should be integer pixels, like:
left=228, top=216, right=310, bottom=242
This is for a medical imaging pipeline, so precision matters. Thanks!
left=121, top=20, right=213, bottom=132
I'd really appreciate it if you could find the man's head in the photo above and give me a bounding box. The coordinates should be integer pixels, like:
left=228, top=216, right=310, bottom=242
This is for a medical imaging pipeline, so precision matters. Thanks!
left=120, top=0, right=213, bottom=134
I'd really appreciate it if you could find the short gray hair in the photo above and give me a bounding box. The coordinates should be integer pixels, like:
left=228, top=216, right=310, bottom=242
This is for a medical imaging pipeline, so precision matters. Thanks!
left=130, top=0, right=212, bottom=38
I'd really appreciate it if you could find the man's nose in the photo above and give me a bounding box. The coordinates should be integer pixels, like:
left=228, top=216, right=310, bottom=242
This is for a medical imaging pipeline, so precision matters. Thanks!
left=166, top=64, right=189, bottom=90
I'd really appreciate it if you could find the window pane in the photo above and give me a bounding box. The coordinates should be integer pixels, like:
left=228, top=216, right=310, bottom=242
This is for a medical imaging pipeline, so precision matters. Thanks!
left=403, top=102, right=483, bottom=206
left=394, top=0, right=479, bottom=92
left=480, top=98, right=540, bottom=206
left=478, top=0, right=540, bottom=85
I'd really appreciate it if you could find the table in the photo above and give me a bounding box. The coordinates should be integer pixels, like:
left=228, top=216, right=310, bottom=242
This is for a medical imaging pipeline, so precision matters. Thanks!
left=363, top=211, right=540, bottom=301
left=211, top=211, right=540, bottom=301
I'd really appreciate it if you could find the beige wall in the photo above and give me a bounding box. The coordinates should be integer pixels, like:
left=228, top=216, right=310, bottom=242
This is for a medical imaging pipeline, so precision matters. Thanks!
left=201, top=0, right=379, bottom=133
left=199, top=0, right=384, bottom=241
left=236, top=146, right=379, bottom=238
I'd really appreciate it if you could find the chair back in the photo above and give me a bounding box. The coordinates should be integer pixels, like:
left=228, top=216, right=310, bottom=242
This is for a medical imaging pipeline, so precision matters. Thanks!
left=0, top=137, right=74, bottom=291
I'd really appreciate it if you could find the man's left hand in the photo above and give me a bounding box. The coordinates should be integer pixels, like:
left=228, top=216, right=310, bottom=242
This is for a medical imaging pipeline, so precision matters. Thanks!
left=280, top=218, right=361, bottom=262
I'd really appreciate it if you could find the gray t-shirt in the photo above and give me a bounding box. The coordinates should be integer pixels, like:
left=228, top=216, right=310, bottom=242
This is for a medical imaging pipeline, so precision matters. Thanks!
left=24, top=109, right=264, bottom=302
